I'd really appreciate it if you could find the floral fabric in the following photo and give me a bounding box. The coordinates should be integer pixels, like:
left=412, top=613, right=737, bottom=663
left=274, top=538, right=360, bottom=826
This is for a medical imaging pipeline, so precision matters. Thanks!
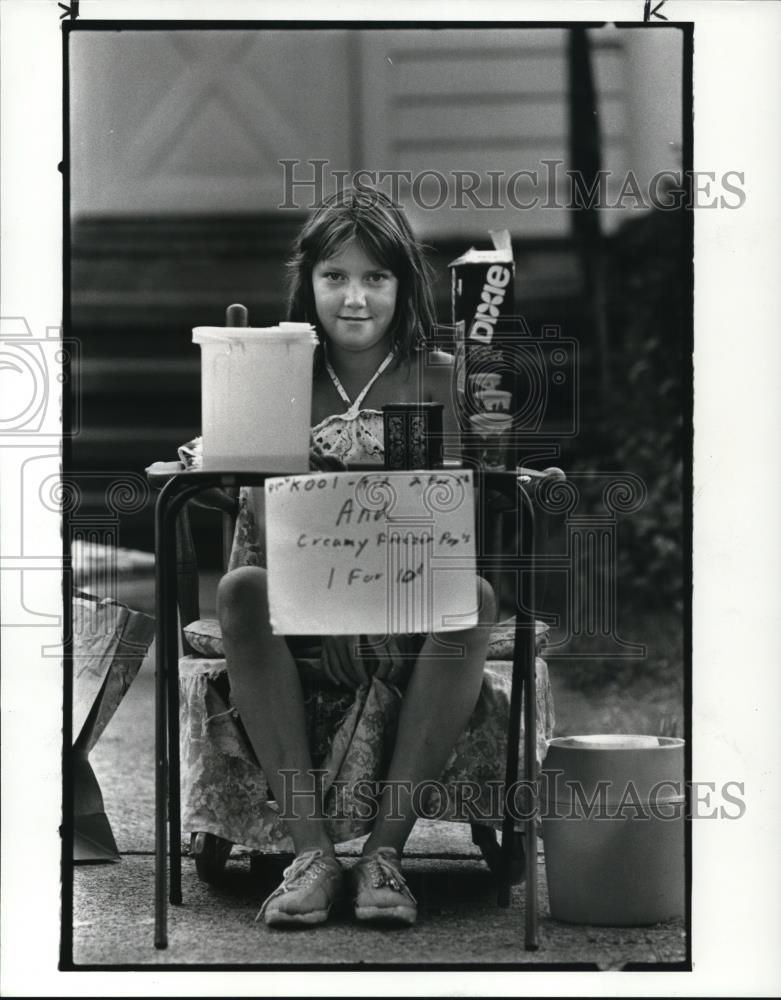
left=179, top=653, right=554, bottom=852
left=310, top=410, right=385, bottom=466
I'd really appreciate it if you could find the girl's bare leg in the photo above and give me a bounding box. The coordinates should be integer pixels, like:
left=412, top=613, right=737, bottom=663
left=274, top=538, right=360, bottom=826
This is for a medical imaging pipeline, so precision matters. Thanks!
left=362, top=576, right=496, bottom=856
left=217, top=566, right=334, bottom=856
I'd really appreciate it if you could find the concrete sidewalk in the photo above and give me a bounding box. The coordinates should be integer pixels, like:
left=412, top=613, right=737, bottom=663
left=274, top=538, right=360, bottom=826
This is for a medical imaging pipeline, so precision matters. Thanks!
left=69, top=645, right=687, bottom=969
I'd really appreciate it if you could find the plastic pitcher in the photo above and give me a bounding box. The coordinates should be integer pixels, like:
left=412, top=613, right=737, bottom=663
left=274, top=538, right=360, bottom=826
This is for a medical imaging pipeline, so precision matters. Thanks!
left=193, top=322, right=318, bottom=472
left=540, top=735, right=685, bottom=925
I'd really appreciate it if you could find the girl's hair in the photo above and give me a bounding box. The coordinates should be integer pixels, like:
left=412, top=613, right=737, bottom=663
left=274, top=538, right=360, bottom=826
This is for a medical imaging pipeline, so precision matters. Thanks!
left=286, top=185, right=436, bottom=367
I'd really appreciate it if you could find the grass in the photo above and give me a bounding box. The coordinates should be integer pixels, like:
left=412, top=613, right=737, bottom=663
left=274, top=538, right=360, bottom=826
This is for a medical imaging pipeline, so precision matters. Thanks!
left=545, top=606, right=684, bottom=739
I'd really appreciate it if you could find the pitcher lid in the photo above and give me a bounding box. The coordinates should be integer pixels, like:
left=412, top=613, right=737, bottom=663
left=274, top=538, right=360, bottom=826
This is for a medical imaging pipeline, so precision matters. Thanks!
left=193, top=323, right=317, bottom=344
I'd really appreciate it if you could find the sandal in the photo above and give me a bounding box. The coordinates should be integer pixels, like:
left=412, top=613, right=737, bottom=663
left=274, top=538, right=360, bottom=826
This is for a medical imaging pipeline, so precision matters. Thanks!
left=257, top=848, right=343, bottom=927
left=351, top=847, right=417, bottom=926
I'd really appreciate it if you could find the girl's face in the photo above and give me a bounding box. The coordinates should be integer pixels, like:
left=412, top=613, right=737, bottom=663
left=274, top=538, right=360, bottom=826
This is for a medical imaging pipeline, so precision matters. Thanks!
left=312, top=238, right=399, bottom=356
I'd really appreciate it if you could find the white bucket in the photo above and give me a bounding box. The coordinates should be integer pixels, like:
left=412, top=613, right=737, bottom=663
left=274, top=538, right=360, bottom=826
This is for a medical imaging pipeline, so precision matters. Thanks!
left=193, top=323, right=318, bottom=472
left=541, top=735, right=685, bottom=925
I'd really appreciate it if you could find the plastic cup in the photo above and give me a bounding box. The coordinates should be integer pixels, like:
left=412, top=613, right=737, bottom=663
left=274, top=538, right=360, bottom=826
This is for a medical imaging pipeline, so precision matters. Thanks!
left=193, top=323, right=318, bottom=472
left=468, top=372, right=502, bottom=392
left=476, top=389, right=513, bottom=412
left=468, top=412, right=512, bottom=470
left=383, top=402, right=444, bottom=470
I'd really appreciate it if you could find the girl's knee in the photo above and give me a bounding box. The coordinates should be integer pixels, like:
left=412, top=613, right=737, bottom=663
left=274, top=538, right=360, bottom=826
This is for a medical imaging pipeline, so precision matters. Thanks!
left=217, top=566, right=269, bottom=634
left=475, top=576, right=497, bottom=627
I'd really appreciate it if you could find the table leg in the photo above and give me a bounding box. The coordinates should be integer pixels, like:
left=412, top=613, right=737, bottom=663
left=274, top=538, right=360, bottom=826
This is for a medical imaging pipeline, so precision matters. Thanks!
left=499, top=618, right=524, bottom=908
left=498, top=489, right=539, bottom=949
left=150, top=473, right=262, bottom=949
left=154, top=493, right=170, bottom=948
left=165, top=502, right=182, bottom=906
left=521, top=493, right=539, bottom=950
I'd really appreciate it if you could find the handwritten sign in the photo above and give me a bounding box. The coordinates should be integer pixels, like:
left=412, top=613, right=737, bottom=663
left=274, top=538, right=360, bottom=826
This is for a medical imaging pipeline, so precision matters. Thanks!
left=265, top=470, right=477, bottom=635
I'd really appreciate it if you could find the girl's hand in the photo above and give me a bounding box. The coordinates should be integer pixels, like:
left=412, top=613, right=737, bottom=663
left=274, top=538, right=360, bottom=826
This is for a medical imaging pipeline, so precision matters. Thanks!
left=319, top=636, right=370, bottom=689
left=309, top=445, right=346, bottom=472
left=371, top=656, right=407, bottom=687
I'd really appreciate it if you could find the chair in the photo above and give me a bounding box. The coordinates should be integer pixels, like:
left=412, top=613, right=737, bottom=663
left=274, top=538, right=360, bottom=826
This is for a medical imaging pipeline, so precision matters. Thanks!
left=148, top=462, right=557, bottom=948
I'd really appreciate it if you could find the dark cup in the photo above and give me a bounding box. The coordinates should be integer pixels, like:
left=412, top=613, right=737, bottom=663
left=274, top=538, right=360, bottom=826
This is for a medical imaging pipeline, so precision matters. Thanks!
left=383, top=402, right=444, bottom=470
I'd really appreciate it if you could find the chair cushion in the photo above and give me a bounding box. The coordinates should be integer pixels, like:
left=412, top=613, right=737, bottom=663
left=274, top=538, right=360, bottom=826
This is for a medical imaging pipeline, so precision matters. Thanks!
left=183, top=618, right=224, bottom=657
left=183, top=616, right=549, bottom=660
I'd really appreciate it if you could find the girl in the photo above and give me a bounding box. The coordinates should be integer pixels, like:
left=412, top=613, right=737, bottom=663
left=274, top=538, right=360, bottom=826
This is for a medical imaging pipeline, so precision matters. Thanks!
left=216, top=186, right=496, bottom=928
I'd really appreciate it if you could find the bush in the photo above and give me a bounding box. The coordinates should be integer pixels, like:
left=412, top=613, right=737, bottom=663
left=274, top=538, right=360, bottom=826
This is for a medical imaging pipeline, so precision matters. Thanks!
left=583, top=206, right=688, bottom=614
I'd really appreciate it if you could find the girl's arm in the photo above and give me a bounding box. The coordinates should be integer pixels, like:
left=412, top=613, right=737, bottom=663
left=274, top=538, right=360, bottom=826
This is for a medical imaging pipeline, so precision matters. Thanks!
left=425, top=349, right=462, bottom=463
left=227, top=446, right=346, bottom=571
